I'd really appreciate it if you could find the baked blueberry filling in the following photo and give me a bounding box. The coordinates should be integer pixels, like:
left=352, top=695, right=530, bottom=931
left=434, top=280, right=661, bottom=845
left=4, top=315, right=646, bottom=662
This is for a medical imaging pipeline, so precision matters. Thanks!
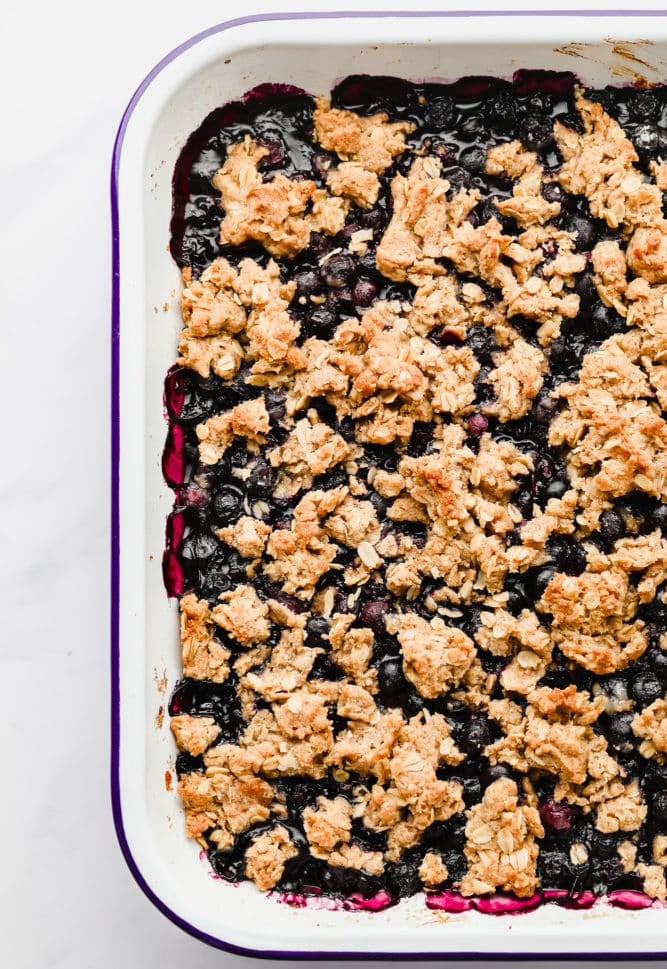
left=165, top=72, right=667, bottom=908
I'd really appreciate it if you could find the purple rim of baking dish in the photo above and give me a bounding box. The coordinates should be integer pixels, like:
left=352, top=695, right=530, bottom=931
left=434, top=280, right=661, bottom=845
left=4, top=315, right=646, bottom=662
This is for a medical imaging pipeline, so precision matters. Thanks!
left=111, top=9, right=667, bottom=959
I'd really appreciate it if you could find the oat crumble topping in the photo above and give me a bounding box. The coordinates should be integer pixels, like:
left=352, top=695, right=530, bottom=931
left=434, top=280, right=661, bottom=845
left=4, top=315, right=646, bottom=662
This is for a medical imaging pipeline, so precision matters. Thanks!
left=166, top=75, right=667, bottom=907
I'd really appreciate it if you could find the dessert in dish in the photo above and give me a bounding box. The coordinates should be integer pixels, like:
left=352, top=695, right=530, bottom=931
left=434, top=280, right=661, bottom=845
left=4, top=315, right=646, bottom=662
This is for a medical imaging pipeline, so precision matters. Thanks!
left=164, top=72, right=667, bottom=908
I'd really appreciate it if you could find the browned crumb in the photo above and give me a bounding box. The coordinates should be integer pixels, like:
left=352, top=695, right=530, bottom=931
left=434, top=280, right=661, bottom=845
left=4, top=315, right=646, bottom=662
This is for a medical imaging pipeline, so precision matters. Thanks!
left=313, top=98, right=415, bottom=173
left=170, top=714, right=220, bottom=756
left=633, top=699, right=667, bottom=762
left=245, top=825, right=299, bottom=891
left=180, top=593, right=230, bottom=683
left=554, top=89, right=662, bottom=229
left=217, top=516, right=271, bottom=559
left=419, top=851, right=449, bottom=888
left=386, top=613, right=476, bottom=698
left=197, top=397, right=270, bottom=465
left=212, top=137, right=330, bottom=258
left=460, top=778, right=544, bottom=898
left=212, top=584, right=271, bottom=645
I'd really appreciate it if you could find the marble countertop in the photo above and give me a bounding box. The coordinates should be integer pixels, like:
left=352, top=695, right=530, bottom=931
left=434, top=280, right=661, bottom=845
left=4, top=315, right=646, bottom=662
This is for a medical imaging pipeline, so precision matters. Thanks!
left=4, top=0, right=667, bottom=965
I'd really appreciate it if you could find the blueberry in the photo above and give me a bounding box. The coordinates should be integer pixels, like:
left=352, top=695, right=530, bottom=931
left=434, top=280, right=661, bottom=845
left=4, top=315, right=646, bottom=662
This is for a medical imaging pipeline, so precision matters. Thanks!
left=503, top=577, right=529, bottom=615
left=210, top=486, right=244, bottom=524
left=632, top=124, right=658, bottom=159
left=648, top=645, right=667, bottom=678
left=246, top=459, right=275, bottom=498
left=459, top=114, right=486, bottom=141
left=526, top=565, right=556, bottom=601
left=294, top=268, right=322, bottom=297
left=460, top=145, right=487, bottom=173
left=575, top=270, right=597, bottom=307
left=480, top=762, right=513, bottom=787
left=520, top=115, right=554, bottom=151
left=433, top=327, right=464, bottom=347
left=592, top=831, right=618, bottom=859
left=322, top=253, right=355, bottom=289
left=608, top=711, right=636, bottom=750
left=308, top=305, right=339, bottom=337
left=427, top=95, right=455, bottom=129
left=359, top=599, right=388, bottom=635
left=631, top=672, right=664, bottom=707
left=543, top=478, right=569, bottom=501
left=460, top=775, right=483, bottom=806
left=407, top=422, right=434, bottom=457
left=539, top=798, right=574, bottom=833
left=304, top=616, right=329, bottom=648
left=459, top=716, right=492, bottom=756
left=539, top=849, right=572, bottom=888
left=647, top=762, right=667, bottom=793
left=650, top=504, right=667, bottom=534
left=549, top=338, right=581, bottom=374
left=484, top=91, right=520, bottom=130
left=175, top=751, right=205, bottom=776
left=342, top=277, right=375, bottom=311
left=378, top=657, right=405, bottom=699
left=594, top=856, right=625, bottom=894
left=385, top=853, right=424, bottom=899
left=532, top=392, right=559, bottom=425
left=599, top=509, right=626, bottom=544
left=467, top=414, right=489, bottom=437
left=360, top=207, right=386, bottom=232
left=442, top=850, right=466, bottom=883
left=169, top=678, right=243, bottom=737
left=180, top=529, right=219, bottom=563
left=542, top=182, right=565, bottom=205
left=513, top=485, right=533, bottom=519
left=652, top=791, right=667, bottom=828
left=548, top=536, right=587, bottom=575
left=629, top=89, right=660, bottom=122
left=309, top=652, right=346, bottom=681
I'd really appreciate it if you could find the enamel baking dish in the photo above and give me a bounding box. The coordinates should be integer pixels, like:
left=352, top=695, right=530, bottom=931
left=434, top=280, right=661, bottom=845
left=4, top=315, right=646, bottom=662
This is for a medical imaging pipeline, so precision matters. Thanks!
left=111, top=10, right=667, bottom=958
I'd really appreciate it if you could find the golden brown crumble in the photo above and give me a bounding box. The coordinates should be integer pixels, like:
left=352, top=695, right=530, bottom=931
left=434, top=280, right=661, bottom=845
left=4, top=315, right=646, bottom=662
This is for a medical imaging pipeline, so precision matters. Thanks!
left=484, top=340, right=546, bottom=422
left=460, top=778, right=544, bottom=898
left=554, top=90, right=662, bottom=230
left=217, top=516, right=271, bottom=560
left=326, top=162, right=381, bottom=209
left=180, top=594, right=230, bottom=683
left=170, top=714, right=220, bottom=756
left=245, top=826, right=299, bottom=891
left=486, top=140, right=561, bottom=228
left=170, top=83, right=667, bottom=904
left=212, top=137, right=345, bottom=259
left=212, top=584, right=271, bottom=645
left=313, top=97, right=415, bottom=173
left=197, top=397, right=270, bottom=466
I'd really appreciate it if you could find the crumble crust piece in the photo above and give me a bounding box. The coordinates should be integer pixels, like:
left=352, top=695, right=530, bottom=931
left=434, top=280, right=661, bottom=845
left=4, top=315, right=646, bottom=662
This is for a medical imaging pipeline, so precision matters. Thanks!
left=245, top=826, right=299, bottom=891
left=180, top=594, right=231, bottom=683
left=460, top=778, right=544, bottom=898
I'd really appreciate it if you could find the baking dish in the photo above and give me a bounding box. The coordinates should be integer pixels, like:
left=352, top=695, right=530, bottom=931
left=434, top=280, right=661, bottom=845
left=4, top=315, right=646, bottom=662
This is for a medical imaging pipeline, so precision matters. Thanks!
left=111, top=10, right=667, bottom=958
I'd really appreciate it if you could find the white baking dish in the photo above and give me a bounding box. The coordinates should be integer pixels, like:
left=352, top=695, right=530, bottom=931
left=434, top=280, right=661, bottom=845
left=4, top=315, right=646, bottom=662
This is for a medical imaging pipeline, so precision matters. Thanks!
left=111, top=10, right=667, bottom=957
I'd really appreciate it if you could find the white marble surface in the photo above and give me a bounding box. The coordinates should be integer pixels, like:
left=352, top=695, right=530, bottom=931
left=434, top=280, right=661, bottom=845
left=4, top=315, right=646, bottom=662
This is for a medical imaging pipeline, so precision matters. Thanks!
left=4, top=0, right=667, bottom=965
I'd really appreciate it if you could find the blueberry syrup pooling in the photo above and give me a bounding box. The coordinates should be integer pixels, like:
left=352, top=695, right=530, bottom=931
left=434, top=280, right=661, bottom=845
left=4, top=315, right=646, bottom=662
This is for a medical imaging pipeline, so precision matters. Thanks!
left=164, top=73, right=667, bottom=910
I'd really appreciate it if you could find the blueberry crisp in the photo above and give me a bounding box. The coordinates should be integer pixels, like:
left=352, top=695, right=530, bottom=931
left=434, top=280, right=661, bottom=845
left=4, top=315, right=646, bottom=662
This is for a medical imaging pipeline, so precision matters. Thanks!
left=165, top=73, right=667, bottom=907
